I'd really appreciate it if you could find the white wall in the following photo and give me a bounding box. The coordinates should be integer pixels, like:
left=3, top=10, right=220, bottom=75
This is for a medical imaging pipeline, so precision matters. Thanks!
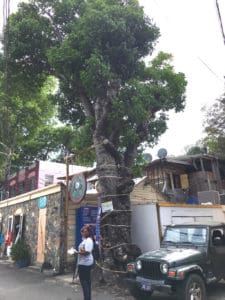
left=159, top=205, right=225, bottom=234
left=131, top=204, right=160, bottom=253
left=38, top=161, right=91, bottom=188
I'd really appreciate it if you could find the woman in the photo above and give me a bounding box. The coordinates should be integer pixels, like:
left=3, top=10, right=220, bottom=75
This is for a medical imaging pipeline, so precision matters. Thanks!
left=77, top=224, right=94, bottom=300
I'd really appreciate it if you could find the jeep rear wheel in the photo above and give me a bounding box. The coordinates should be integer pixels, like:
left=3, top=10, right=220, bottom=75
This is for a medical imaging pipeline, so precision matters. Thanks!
left=177, top=274, right=206, bottom=300
left=129, top=286, right=153, bottom=300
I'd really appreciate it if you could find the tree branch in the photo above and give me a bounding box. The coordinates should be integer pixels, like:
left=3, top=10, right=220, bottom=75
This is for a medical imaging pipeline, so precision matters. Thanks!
left=80, top=92, right=95, bottom=118
left=124, top=142, right=138, bottom=168
left=102, top=139, right=122, bottom=165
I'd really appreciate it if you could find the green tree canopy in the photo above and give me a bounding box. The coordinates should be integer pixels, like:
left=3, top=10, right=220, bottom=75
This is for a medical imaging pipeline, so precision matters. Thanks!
left=185, top=140, right=207, bottom=156
left=0, top=67, right=54, bottom=171
left=6, top=0, right=187, bottom=271
left=203, top=95, right=225, bottom=157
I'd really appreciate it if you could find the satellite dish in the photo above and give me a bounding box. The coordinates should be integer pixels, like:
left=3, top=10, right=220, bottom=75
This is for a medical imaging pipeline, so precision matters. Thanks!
left=157, top=148, right=168, bottom=159
left=144, top=153, right=153, bottom=163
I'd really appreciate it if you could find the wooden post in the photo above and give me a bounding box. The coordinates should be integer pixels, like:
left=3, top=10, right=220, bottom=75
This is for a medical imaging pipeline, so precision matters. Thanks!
left=63, top=148, right=93, bottom=267
left=64, top=155, right=70, bottom=267
left=156, top=203, right=162, bottom=242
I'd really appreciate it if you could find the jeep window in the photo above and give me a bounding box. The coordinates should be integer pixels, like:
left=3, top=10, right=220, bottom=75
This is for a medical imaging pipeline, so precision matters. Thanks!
left=162, top=226, right=207, bottom=245
left=212, top=229, right=225, bottom=246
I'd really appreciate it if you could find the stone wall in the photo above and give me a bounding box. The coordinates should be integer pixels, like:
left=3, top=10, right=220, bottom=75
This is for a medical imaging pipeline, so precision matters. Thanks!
left=1, top=199, right=39, bottom=261
left=44, top=190, right=65, bottom=272
left=0, top=184, right=65, bottom=272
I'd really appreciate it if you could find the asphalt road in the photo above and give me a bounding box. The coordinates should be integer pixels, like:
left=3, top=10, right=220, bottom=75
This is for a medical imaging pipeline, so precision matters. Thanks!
left=0, top=261, right=78, bottom=300
left=0, top=260, right=225, bottom=300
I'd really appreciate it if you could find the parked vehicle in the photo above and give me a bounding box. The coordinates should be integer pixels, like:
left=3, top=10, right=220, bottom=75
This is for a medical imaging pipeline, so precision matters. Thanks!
left=126, top=221, right=225, bottom=300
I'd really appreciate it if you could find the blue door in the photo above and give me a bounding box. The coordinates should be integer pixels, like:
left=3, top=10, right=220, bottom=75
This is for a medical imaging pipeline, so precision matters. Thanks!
left=75, top=206, right=98, bottom=248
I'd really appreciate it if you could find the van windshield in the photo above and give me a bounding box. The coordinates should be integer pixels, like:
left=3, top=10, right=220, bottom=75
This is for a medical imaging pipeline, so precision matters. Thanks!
left=162, top=226, right=207, bottom=245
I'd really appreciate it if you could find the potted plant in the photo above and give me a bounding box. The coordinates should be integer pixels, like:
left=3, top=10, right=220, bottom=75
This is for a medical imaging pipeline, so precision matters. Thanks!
left=11, top=239, right=31, bottom=268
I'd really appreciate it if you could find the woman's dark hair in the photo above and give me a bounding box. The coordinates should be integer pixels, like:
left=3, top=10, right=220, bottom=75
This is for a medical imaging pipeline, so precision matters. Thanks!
left=82, top=224, right=94, bottom=239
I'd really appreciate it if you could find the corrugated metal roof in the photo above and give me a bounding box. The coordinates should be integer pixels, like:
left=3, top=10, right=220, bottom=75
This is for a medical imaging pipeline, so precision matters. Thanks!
left=146, top=154, right=224, bottom=168
left=57, top=167, right=96, bottom=180
left=147, top=157, right=191, bottom=167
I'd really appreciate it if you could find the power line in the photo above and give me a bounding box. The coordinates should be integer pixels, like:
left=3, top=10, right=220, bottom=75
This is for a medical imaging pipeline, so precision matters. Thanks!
left=144, top=0, right=224, bottom=83
left=216, top=0, right=225, bottom=46
left=197, top=57, right=223, bottom=82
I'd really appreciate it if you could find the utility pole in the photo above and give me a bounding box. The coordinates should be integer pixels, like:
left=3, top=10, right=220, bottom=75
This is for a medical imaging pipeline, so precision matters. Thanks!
left=64, top=153, right=75, bottom=268
left=63, top=146, right=94, bottom=268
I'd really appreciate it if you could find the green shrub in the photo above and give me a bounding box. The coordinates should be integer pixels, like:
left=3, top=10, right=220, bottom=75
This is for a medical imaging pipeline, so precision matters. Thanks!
left=11, top=239, right=31, bottom=262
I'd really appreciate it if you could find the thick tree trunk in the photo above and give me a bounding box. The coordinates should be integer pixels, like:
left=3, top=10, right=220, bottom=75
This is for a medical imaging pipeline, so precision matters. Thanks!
left=94, top=139, right=141, bottom=275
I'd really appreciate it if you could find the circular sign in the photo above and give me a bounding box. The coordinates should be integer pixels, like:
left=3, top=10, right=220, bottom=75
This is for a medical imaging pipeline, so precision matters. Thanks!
left=69, top=173, right=87, bottom=204
left=37, top=196, right=47, bottom=209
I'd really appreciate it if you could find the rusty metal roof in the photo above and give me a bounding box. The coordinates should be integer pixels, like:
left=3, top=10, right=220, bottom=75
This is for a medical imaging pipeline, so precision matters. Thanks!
left=146, top=154, right=224, bottom=168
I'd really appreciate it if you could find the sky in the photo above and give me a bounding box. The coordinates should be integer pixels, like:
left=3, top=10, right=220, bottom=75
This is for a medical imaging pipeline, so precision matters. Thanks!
left=1, top=0, right=225, bottom=158
left=139, top=0, right=225, bottom=158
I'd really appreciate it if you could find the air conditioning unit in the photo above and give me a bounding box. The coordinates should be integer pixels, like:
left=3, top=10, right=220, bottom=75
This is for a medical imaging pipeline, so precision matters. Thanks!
left=198, top=190, right=220, bottom=205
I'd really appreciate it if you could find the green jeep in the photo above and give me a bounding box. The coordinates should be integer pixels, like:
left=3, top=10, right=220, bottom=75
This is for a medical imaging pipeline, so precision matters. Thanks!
left=127, top=222, right=225, bottom=300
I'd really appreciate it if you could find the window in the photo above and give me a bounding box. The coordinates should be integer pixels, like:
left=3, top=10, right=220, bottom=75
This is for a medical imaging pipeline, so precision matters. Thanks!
left=212, top=229, right=225, bottom=246
left=45, top=175, right=54, bottom=186
left=163, top=226, right=207, bottom=244
left=173, top=174, right=181, bottom=189
left=166, top=173, right=182, bottom=190
left=18, top=181, right=25, bottom=194
left=87, top=182, right=95, bottom=190
left=14, top=214, right=24, bottom=243
left=9, top=185, right=16, bottom=198
left=28, top=177, right=36, bottom=191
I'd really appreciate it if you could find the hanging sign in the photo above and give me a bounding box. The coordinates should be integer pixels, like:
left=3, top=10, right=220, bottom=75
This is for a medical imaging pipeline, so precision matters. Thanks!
left=101, top=200, right=113, bottom=213
left=69, top=173, right=87, bottom=204
left=37, top=196, right=47, bottom=209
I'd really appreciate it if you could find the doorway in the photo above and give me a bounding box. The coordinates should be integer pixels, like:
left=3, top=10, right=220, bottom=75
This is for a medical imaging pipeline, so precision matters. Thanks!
left=37, top=208, right=47, bottom=263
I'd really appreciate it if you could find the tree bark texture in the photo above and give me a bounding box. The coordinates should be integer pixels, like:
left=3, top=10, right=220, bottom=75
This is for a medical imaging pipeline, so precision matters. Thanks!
left=93, top=137, right=141, bottom=272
